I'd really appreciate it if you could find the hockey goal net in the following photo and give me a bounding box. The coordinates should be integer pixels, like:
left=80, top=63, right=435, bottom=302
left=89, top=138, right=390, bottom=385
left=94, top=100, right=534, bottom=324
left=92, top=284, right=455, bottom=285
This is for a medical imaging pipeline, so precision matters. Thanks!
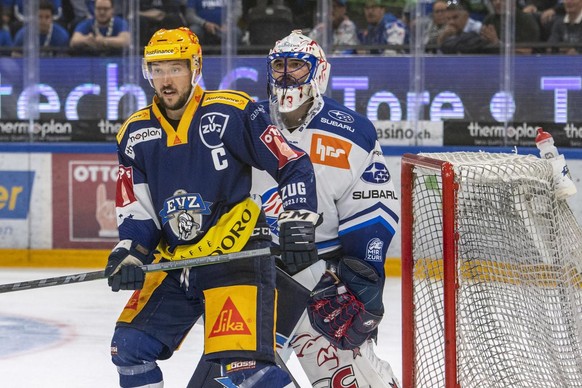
left=401, top=152, right=582, bottom=388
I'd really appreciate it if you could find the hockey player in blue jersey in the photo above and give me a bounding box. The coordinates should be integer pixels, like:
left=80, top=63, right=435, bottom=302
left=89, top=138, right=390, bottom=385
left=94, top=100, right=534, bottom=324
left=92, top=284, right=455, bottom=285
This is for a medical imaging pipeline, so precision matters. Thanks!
left=189, top=30, right=401, bottom=387
left=103, top=27, right=320, bottom=388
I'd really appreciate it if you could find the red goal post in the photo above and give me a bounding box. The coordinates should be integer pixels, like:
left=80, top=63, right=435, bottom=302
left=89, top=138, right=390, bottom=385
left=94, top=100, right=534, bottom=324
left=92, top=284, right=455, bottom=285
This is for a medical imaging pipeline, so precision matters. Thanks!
left=401, top=152, right=582, bottom=388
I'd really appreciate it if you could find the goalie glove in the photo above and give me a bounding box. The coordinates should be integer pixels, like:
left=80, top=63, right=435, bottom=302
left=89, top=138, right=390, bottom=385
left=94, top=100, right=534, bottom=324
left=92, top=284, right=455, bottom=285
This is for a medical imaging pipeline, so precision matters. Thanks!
left=307, top=257, right=384, bottom=350
left=277, top=210, right=320, bottom=276
left=104, top=240, right=152, bottom=292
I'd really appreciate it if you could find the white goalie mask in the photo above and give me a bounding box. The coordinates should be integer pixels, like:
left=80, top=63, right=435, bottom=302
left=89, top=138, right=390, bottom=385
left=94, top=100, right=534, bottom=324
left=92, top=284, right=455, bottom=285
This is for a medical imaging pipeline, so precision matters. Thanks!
left=267, top=30, right=331, bottom=114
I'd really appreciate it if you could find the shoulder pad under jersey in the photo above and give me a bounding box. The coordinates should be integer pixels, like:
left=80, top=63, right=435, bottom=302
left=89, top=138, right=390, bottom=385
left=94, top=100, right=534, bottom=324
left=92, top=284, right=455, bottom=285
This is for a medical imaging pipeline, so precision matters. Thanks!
left=201, top=90, right=252, bottom=110
left=116, top=107, right=152, bottom=144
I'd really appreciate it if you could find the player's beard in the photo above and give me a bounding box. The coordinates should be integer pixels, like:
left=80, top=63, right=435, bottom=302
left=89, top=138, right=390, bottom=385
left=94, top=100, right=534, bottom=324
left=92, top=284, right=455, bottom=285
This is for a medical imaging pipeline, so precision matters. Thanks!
left=156, top=85, right=193, bottom=112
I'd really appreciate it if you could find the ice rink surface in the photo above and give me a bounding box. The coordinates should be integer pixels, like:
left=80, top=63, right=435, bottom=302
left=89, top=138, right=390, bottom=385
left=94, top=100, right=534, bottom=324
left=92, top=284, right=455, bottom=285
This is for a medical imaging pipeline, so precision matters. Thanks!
left=0, top=268, right=402, bottom=388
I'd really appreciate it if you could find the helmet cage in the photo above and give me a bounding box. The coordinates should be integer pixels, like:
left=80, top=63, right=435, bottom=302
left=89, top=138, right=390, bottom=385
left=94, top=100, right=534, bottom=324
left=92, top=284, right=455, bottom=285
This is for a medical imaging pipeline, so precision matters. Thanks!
left=267, top=52, right=319, bottom=90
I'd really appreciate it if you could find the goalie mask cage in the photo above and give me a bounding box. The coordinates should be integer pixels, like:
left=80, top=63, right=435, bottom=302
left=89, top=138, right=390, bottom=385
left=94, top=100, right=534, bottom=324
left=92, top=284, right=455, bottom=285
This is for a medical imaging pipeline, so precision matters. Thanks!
left=401, top=152, right=582, bottom=388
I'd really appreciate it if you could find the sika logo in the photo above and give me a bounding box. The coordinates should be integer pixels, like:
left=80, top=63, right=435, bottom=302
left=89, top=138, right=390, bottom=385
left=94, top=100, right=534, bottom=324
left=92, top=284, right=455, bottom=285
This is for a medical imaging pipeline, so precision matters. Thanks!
left=208, top=297, right=251, bottom=337
left=311, top=134, right=351, bottom=169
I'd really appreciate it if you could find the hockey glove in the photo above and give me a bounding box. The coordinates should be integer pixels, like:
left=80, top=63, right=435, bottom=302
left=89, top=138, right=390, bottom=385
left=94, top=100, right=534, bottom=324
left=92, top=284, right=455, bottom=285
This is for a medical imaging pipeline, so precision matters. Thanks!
left=307, top=257, right=384, bottom=350
left=104, top=240, right=151, bottom=292
left=277, top=210, right=320, bottom=276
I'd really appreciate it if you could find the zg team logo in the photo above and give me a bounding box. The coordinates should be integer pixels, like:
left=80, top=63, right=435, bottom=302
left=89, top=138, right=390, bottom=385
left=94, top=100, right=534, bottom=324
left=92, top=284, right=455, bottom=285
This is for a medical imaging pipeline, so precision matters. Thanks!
left=361, top=162, right=390, bottom=184
left=159, top=190, right=212, bottom=241
left=199, top=112, right=229, bottom=148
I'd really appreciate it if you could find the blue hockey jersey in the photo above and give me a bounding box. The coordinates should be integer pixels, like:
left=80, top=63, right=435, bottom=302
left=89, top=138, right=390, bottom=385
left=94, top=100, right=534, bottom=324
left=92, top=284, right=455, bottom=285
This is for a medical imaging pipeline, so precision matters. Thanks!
left=114, top=86, right=317, bottom=255
left=252, top=96, right=399, bottom=277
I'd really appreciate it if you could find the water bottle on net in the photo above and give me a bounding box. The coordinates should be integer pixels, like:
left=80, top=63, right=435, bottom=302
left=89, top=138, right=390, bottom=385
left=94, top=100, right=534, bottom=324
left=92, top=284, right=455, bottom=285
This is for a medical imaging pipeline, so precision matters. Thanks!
left=535, top=127, right=577, bottom=200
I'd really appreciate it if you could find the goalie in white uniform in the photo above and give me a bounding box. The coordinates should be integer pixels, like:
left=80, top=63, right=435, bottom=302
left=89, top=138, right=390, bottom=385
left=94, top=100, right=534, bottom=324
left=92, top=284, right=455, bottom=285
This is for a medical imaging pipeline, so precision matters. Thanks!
left=261, top=30, right=401, bottom=388
left=188, top=30, right=401, bottom=388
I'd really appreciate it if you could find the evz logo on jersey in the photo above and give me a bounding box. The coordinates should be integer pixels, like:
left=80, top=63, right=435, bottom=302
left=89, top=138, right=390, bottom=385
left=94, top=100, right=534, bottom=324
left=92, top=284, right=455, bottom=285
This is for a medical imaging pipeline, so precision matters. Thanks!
left=125, top=127, right=162, bottom=159
left=159, top=190, right=212, bottom=241
left=361, top=162, right=390, bottom=184
left=366, top=238, right=384, bottom=262
left=199, top=112, right=228, bottom=148
left=311, top=134, right=351, bottom=169
left=260, top=125, right=304, bottom=169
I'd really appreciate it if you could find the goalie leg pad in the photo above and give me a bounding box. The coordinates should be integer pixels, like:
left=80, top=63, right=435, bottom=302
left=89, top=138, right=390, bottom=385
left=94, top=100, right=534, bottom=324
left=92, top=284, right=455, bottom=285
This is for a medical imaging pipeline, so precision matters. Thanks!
left=291, top=319, right=401, bottom=388
left=111, top=327, right=164, bottom=387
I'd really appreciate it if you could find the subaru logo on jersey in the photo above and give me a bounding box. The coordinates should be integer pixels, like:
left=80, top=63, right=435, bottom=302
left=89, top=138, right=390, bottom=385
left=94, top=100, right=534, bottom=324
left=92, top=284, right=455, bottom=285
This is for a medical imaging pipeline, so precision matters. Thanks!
left=328, top=110, right=354, bottom=123
left=160, top=190, right=212, bottom=241
left=365, top=238, right=384, bottom=262
left=200, top=112, right=229, bottom=148
left=361, top=162, right=390, bottom=184
left=260, top=187, right=282, bottom=236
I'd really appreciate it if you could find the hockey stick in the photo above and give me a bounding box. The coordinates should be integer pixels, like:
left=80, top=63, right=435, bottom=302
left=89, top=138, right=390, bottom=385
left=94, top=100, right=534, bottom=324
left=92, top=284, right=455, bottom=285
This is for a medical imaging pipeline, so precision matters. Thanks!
left=0, top=247, right=275, bottom=294
left=275, top=350, right=301, bottom=387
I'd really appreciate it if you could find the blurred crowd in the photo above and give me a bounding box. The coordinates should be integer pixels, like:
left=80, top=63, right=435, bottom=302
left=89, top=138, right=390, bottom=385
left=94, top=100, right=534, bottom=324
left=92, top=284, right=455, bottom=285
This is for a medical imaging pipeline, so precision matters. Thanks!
left=1, top=0, right=581, bottom=56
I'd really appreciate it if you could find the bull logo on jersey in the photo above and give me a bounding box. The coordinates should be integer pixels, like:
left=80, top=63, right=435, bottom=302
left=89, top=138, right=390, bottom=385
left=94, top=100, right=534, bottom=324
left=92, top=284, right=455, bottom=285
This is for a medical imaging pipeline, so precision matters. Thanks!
left=365, top=238, right=384, bottom=262
left=361, top=162, right=390, bottom=184
left=258, top=187, right=282, bottom=236
left=159, top=190, right=212, bottom=241
left=199, top=112, right=228, bottom=148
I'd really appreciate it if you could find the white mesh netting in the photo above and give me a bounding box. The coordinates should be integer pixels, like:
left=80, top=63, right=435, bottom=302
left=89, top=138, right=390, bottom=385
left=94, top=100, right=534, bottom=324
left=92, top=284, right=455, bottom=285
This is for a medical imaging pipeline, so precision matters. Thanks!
left=409, top=152, right=582, bottom=388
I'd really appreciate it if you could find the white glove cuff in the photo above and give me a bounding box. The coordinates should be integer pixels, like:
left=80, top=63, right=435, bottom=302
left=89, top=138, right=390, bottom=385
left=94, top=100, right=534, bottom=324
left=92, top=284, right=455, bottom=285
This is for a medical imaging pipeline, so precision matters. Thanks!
left=113, top=239, right=132, bottom=251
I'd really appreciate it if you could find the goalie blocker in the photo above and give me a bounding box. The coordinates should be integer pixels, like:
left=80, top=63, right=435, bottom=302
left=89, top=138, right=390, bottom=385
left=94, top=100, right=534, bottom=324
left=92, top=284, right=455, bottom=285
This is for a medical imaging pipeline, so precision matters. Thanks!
left=308, top=257, right=384, bottom=350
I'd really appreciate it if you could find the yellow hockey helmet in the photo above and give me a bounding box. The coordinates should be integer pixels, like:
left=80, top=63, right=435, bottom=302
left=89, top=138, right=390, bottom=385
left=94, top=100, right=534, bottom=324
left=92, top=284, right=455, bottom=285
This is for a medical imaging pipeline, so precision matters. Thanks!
left=142, top=27, right=202, bottom=87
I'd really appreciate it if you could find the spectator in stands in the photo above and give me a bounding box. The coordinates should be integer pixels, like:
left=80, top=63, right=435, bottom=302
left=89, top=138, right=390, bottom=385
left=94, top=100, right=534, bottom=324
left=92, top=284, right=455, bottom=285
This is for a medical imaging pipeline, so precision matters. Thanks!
left=360, top=0, right=408, bottom=54
left=547, top=0, right=582, bottom=53
left=0, top=5, right=12, bottom=53
left=67, top=0, right=93, bottom=32
left=138, top=0, right=187, bottom=47
left=417, top=0, right=448, bottom=50
left=522, top=0, right=562, bottom=40
left=185, top=0, right=243, bottom=45
left=480, top=0, right=541, bottom=53
left=437, top=0, right=492, bottom=53
left=10, top=0, right=64, bottom=24
left=69, top=0, right=129, bottom=56
left=12, top=0, right=69, bottom=57
left=308, top=0, right=360, bottom=54
left=466, top=0, right=494, bottom=21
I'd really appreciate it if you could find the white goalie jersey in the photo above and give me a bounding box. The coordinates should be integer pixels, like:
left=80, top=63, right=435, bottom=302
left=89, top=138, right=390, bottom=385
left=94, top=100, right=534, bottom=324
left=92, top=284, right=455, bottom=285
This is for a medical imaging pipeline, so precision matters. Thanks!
left=251, top=96, right=399, bottom=278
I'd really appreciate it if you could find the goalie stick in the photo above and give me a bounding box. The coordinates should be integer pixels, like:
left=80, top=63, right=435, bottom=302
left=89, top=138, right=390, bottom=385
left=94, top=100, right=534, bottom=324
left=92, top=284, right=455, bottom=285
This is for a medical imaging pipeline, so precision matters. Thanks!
left=0, top=247, right=276, bottom=294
